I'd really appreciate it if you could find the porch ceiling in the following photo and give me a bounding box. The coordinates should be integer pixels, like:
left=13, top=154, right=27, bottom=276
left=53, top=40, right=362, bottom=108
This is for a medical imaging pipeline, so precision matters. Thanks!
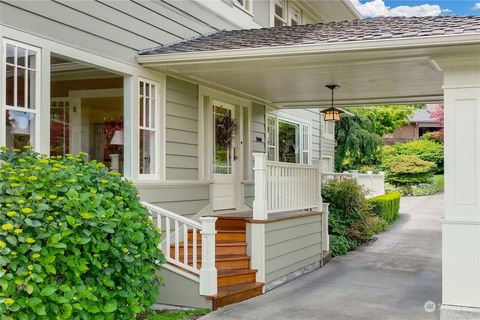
left=144, top=43, right=480, bottom=107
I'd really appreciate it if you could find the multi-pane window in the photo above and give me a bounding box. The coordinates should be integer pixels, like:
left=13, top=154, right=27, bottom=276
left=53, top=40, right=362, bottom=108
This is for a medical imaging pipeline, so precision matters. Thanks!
left=266, top=114, right=277, bottom=161
left=274, top=0, right=287, bottom=27
left=139, top=80, right=157, bottom=175
left=289, top=4, right=302, bottom=26
left=302, top=124, right=309, bottom=164
left=3, top=41, right=39, bottom=149
left=50, top=99, right=70, bottom=156
left=267, top=114, right=310, bottom=164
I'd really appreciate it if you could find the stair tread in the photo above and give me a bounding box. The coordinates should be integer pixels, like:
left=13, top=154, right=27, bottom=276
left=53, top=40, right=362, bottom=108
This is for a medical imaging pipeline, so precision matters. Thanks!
left=213, top=282, right=264, bottom=299
left=188, top=228, right=245, bottom=233
left=218, top=268, right=257, bottom=277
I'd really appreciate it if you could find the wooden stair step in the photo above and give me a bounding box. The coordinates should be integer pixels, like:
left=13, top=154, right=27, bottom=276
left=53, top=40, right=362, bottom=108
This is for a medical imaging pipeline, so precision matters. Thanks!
left=214, top=217, right=247, bottom=230
left=211, top=282, right=264, bottom=309
left=188, top=229, right=246, bottom=241
left=171, top=241, right=247, bottom=256
left=174, top=254, right=251, bottom=270
left=217, top=268, right=257, bottom=287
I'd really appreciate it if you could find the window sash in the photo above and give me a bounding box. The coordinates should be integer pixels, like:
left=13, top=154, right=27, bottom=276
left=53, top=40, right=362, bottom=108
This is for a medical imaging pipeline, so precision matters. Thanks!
left=138, top=79, right=158, bottom=176
left=2, top=40, right=40, bottom=150
left=266, top=113, right=277, bottom=161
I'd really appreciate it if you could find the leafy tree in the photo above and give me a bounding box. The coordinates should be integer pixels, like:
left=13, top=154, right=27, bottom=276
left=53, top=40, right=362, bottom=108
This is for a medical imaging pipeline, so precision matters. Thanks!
left=335, top=105, right=417, bottom=171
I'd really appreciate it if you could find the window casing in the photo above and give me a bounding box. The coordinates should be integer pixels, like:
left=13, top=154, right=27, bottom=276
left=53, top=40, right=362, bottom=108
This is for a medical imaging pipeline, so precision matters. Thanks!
left=2, top=40, right=40, bottom=150
left=266, top=113, right=277, bottom=161
left=139, top=79, right=158, bottom=176
left=288, top=4, right=302, bottom=26
left=302, top=124, right=310, bottom=164
left=274, top=0, right=287, bottom=27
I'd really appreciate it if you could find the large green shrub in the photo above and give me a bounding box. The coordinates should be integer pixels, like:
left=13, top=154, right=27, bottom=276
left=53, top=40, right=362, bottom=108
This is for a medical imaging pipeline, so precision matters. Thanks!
left=368, top=192, right=400, bottom=224
left=322, top=179, right=372, bottom=256
left=383, top=155, right=436, bottom=186
left=393, top=140, right=444, bottom=173
left=0, top=147, right=164, bottom=319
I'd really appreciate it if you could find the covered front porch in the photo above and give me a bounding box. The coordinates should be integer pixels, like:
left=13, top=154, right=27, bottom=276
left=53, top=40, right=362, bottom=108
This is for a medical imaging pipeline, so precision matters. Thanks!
left=139, top=17, right=480, bottom=317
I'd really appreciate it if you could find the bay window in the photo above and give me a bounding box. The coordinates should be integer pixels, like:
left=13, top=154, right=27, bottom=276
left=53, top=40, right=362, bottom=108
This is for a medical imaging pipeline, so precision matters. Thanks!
left=2, top=41, right=40, bottom=149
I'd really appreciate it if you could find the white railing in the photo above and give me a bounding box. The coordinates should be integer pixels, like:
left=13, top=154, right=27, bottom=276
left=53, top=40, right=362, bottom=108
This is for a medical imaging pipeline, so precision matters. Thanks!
left=253, top=153, right=322, bottom=220
left=322, top=170, right=385, bottom=198
left=142, top=202, right=217, bottom=295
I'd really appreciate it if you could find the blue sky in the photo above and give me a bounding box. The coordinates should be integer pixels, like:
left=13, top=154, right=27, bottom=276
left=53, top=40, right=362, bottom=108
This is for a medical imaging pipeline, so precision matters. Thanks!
left=352, top=0, right=480, bottom=17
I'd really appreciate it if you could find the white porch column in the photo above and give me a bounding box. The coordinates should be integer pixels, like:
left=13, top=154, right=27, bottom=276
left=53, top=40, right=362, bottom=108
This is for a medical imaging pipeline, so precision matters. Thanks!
left=252, top=153, right=268, bottom=220
left=199, top=217, right=217, bottom=296
left=440, top=57, right=480, bottom=319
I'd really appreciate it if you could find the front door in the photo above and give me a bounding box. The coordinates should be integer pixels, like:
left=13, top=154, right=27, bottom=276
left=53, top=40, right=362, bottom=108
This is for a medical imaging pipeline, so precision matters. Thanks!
left=212, top=101, right=236, bottom=210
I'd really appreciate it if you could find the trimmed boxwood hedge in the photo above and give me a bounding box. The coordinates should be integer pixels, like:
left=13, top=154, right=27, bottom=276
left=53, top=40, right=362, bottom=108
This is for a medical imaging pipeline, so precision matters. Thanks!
left=368, top=192, right=401, bottom=224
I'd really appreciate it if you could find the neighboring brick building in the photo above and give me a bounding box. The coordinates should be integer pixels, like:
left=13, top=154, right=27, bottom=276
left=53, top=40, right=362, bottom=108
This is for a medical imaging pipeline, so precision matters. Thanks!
left=383, top=105, right=443, bottom=144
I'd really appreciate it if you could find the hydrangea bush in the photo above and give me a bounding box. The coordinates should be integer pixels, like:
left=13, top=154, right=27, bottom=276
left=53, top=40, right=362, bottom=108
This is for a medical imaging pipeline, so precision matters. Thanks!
left=0, top=147, right=165, bottom=319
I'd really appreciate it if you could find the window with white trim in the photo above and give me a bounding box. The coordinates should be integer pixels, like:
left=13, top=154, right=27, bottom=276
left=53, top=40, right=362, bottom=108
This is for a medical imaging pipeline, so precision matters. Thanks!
left=139, top=80, right=157, bottom=175
left=322, top=117, right=335, bottom=137
left=3, top=41, right=40, bottom=149
left=274, top=0, right=287, bottom=27
left=234, top=0, right=251, bottom=12
left=302, top=124, right=310, bottom=164
left=266, top=113, right=310, bottom=164
left=266, top=113, right=277, bottom=161
left=288, top=4, right=302, bottom=26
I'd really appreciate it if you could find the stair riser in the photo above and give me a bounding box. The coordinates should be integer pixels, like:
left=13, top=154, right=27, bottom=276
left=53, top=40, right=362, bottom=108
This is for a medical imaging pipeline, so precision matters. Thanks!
left=170, top=245, right=246, bottom=256
left=182, top=258, right=250, bottom=270
left=187, top=232, right=245, bottom=242
left=213, top=286, right=263, bottom=309
left=218, top=273, right=256, bottom=287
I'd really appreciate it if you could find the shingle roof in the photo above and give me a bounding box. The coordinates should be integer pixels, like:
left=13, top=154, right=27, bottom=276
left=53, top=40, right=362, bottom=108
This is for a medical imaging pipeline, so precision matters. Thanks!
left=139, top=16, right=480, bottom=55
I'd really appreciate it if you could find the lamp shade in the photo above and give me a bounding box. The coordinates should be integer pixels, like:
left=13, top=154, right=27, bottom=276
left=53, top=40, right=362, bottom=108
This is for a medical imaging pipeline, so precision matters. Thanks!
left=321, top=107, right=344, bottom=122
left=110, top=130, right=124, bottom=145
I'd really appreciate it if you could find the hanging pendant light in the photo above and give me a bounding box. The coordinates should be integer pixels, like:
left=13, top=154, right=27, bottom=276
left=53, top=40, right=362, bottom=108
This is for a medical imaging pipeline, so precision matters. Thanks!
left=321, top=84, right=344, bottom=122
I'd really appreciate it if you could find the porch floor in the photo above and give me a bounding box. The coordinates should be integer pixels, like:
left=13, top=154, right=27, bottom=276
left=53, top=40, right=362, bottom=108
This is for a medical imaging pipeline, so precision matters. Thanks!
left=201, top=194, right=442, bottom=320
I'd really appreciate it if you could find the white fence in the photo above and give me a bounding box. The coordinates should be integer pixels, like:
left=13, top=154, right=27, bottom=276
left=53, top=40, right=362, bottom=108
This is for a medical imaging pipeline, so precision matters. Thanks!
left=142, top=202, right=217, bottom=295
left=322, top=170, right=385, bottom=198
left=252, top=153, right=322, bottom=220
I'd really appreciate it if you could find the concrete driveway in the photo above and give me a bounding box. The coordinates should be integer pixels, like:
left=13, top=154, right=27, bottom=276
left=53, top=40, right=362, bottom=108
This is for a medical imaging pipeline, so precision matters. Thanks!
left=201, top=194, right=443, bottom=320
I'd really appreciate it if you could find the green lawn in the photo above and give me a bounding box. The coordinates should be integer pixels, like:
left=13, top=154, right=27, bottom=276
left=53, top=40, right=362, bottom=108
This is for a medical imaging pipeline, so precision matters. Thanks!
left=143, top=309, right=210, bottom=320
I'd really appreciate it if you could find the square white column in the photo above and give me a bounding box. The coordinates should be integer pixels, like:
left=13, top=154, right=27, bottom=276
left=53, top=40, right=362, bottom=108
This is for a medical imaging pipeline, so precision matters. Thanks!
left=440, top=57, right=480, bottom=319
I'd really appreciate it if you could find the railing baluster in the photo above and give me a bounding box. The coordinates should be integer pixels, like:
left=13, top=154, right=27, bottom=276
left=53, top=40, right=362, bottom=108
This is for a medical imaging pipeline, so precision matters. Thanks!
left=183, top=224, right=188, bottom=266
left=193, top=228, right=197, bottom=270
left=165, top=217, right=171, bottom=258
left=175, top=220, right=179, bottom=262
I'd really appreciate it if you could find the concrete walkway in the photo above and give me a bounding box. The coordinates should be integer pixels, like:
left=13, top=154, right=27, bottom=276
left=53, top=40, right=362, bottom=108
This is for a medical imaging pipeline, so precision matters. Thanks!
left=201, top=194, right=443, bottom=320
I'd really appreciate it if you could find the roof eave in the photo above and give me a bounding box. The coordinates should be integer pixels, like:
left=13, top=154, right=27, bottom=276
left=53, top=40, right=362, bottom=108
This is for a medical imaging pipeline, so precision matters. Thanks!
left=137, top=33, right=480, bottom=67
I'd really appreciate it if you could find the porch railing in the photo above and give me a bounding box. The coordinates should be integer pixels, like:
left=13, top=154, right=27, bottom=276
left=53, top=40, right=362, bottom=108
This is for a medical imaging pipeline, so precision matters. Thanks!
left=322, top=170, right=385, bottom=198
left=252, top=153, right=322, bottom=220
left=142, top=201, right=217, bottom=296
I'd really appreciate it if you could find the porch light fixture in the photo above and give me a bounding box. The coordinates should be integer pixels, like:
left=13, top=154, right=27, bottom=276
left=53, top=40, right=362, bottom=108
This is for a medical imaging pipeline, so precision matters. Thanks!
left=321, top=84, right=344, bottom=122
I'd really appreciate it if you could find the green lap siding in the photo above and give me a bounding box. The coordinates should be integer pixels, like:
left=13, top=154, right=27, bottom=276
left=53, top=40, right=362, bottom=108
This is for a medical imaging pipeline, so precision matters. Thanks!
left=165, top=76, right=200, bottom=180
left=264, top=215, right=322, bottom=283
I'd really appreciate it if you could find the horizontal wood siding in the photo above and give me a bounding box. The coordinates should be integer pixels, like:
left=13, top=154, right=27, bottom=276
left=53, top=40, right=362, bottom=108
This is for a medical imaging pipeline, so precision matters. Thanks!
left=321, top=136, right=336, bottom=161
left=157, top=268, right=211, bottom=309
left=136, top=182, right=210, bottom=220
left=0, top=0, right=229, bottom=64
left=165, top=76, right=199, bottom=180
left=264, top=214, right=322, bottom=283
left=251, top=103, right=266, bottom=153
left=243, top=181, right=254, bottom=208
